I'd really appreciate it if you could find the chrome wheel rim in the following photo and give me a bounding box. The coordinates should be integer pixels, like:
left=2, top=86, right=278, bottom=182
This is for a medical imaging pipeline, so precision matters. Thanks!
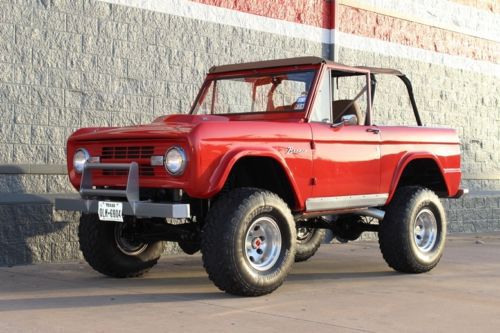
left=245, top=216, right=282, bottom=271
left=114, top=224, right=148, bottom=256
left=297, top=227, right=313, bottom=243
left=413, top=209, right=438, bottom=253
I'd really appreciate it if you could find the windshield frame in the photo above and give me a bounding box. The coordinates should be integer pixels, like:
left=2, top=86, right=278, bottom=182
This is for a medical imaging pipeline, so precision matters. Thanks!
left=190, top=65, right=320, bottom=117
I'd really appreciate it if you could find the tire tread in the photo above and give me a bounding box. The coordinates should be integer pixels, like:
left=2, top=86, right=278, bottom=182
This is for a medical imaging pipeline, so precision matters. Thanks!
left=201, top=188, right=295, bottom=296
left=295, top=229, right=326, bottom=262
left=78, top=214, right=162, bottom=278
left=379, top=186, right=446, bottom=273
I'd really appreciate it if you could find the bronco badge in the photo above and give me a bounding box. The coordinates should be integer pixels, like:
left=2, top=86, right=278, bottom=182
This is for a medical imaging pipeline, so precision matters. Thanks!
left=286, top=146, right=306, bottom=154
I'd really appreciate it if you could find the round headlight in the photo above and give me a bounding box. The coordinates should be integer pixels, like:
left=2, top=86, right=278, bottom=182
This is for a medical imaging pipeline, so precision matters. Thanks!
left=73, top=148, right=89, bottom=174
left=164, top=146, right=187, bottom=175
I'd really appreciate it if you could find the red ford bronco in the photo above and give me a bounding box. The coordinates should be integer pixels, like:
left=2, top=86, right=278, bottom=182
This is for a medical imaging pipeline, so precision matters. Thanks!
left=55, top=57, right=465, bottom=296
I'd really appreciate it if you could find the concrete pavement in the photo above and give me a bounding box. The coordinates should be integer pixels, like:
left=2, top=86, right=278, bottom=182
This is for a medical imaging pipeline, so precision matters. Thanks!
left=1, top=234, right=500, bottom=332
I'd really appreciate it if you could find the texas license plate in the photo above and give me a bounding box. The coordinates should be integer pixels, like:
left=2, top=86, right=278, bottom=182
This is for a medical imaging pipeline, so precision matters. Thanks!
left=98, top=201, right=123, bottom=222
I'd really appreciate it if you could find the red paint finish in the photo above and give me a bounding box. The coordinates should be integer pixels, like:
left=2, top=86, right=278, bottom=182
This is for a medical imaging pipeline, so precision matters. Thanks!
left=67, top=118, right=315, bottom=210
left=188, top=121, right=314, bottom=207
left=377, top=126, right=462, bottom=200
left=189, top=0, right=334, bottom=29
left=66, top=60, right=462, bottom=213
left=310, top=123, right=381, bottom=197
left=337, top=5, right=500, bottom=63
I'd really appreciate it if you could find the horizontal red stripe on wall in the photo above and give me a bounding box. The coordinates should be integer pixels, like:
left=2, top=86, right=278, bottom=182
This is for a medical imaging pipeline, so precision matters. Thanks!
left=337, top=5, right=500, bottom=63
left=188, top=0, right=334, bottom=29
left=451, top=0, right=499, bottom=13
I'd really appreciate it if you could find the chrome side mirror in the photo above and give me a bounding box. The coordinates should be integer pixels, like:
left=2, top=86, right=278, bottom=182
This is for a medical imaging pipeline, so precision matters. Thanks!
left=331, top=114, right=358, bottom=128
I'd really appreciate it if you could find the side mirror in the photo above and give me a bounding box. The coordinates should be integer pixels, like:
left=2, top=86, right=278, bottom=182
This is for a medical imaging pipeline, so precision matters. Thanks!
left=331, top=114, right=358, bottom=128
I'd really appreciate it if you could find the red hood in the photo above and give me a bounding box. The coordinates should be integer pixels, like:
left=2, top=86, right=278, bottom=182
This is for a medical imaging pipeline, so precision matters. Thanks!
left=69, top=114, right=229, bottom=142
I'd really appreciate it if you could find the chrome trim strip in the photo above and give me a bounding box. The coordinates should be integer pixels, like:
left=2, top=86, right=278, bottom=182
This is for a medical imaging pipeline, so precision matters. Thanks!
left=150, top=155, right=164, bottom=166
left=306, top=193, right=389, bottom=212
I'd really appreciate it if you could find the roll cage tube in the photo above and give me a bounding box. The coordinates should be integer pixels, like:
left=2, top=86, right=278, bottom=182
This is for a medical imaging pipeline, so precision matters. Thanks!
left=399, top=75, right=422, bottom=126
left=369, top=73, right=422, bottom=126
left=369, top=74, right=377, bottom=107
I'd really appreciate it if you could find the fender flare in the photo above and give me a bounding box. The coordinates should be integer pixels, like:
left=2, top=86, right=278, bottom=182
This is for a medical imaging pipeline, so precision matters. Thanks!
left=387, top=152, right=449, bottom=203
left=206, top=146, right=304, bottom=209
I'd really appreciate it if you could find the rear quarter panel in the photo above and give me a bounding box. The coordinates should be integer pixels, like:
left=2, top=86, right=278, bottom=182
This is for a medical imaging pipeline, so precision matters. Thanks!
left=378, top=126, right=461, bottom=200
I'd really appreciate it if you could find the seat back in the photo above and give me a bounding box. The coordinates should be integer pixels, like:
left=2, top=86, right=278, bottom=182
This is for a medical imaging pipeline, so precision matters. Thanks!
left=332, top=99, right=362, bottom=125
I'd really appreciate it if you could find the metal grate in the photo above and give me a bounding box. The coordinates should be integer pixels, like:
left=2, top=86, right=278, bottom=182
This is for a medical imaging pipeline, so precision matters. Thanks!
left=101, top=146, right=154, bottom=159
left=100, top=146, right=155, bottom=177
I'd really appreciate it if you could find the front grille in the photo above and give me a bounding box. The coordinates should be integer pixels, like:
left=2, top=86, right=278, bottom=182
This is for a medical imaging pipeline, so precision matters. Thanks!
left=101, top=146, right=154, bottom=159
left=100, top=146, right=156, bottom=177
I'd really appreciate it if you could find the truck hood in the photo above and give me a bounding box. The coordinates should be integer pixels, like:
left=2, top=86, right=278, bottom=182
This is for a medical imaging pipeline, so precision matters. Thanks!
left=69, top=114, right=229, bottom=142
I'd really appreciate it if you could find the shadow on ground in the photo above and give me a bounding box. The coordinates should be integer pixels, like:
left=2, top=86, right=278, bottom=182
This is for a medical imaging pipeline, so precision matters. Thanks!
left=0, top=251, right=401, bottom=311
left=0, top=167, right=68, bottom=266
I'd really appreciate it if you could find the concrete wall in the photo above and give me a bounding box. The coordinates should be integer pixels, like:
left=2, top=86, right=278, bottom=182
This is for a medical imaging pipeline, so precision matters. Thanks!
left=0, top=0, right=498, bottom=265
left=335, top=0, right=500, bottom=232
left=0, top=0, right=327, bottom=265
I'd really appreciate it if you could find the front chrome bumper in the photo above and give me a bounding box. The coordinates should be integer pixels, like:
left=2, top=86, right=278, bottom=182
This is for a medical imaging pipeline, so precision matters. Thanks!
left=54, top=161, right=190, bottom=219
left=54, top=198, right=190, bottom=218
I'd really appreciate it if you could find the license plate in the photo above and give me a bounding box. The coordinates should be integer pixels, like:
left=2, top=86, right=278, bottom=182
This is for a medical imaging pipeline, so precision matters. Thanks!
left=98, top=201, right=123, bottom=222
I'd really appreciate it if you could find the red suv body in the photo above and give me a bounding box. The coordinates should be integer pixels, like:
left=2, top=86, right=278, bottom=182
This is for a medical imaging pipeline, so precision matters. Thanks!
left=56, top=57, right=465, bottom=296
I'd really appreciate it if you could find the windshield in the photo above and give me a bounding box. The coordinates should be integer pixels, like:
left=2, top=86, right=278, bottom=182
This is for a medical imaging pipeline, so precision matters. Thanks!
left=192, top=70, right=316, bottom=115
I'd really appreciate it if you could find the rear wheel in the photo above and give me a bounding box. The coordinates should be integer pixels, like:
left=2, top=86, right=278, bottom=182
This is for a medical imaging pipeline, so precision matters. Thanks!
left=201, top=188, right=296, bottom=296
left=379, top=186, right=446, bottom=273
left=79, top=214, right=163, bottom=278
left=295, top=228, right=326, bottom=262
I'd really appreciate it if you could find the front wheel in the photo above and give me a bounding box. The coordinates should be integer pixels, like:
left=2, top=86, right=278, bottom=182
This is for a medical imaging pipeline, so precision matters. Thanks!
left=379, top=186, right=447, bottom=273
left=78, top=214, right=164, bottom=278
left=201, top=188, right=296, bottom=296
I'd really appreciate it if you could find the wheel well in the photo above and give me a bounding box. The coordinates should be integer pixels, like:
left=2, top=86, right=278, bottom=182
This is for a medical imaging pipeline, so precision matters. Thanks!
left=223, top=157, right=296, bottom=209
left=396, top=159, right=447, bottom=196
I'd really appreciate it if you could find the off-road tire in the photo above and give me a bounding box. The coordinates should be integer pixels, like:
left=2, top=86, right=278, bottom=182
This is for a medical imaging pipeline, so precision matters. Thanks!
left=379, top=186, right=447, bottom=273
left=201, top=188, right=296, bottom=296
left=295, top=228, right=326, bottom=262
left=78, top=214, right=163, bottom=278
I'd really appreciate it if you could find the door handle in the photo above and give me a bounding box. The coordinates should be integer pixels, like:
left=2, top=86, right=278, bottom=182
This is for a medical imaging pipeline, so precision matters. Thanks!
left=366, top=128, right=380, bottom=134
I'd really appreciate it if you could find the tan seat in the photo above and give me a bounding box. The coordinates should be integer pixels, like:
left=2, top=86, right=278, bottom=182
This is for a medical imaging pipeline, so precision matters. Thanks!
left=332, top=99, right=362, bottom=124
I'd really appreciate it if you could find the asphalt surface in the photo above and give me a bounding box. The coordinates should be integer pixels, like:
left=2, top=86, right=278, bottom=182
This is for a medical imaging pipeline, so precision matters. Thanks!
left=1, top=234, right=500, bottom=332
